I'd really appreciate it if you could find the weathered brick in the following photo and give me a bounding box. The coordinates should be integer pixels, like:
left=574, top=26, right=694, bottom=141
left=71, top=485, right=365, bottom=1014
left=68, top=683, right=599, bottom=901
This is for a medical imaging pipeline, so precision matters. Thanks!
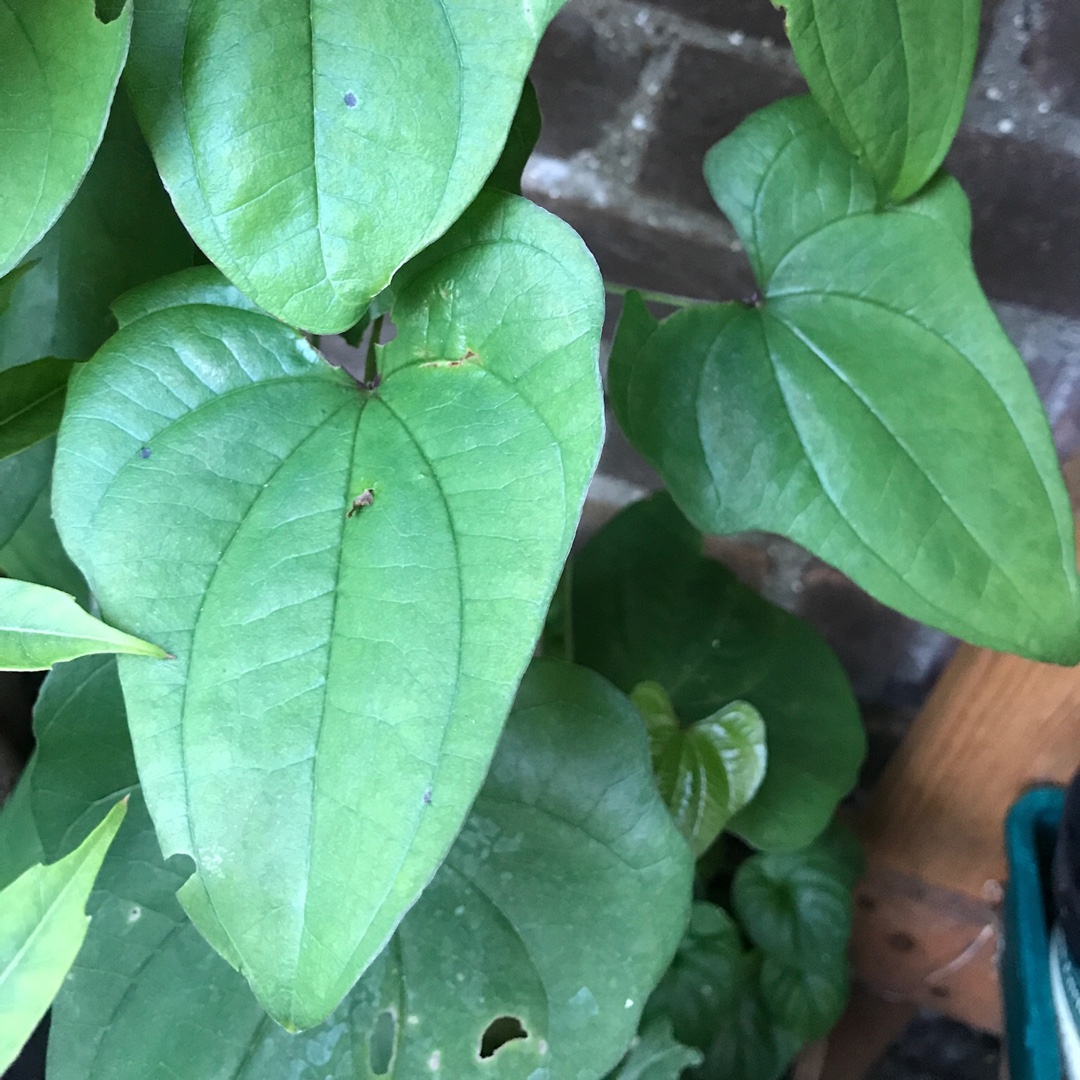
left=947, top=130, right=1080, bottom=319
left=650, top=0, right=788, bottom=40
left=530, top=192, right=756, bottom=300
left=1024, top=0, right=1080, bottom=114
left=531, top=7, right=651, bottom=159
left=638, top=45, right=806, bottom=213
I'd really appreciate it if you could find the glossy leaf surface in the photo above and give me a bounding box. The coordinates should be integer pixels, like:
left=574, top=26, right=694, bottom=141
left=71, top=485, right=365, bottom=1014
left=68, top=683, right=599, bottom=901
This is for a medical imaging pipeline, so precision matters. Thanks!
left=634, top=683, right=766, bottom=857
left=0, top=580, right=167, bottom=670
left=0, top=0, right=131, bottom=276
left=732, top=849, right=852, bottom=968
left=0, top=359, right=74, bottom=460
left=610, top=98, right=1080, bottom=663
left=0, top=800, right=125, bottom=1074
left=47, top=661, right=693, bottom=1080
left=126, top=0, right=565, bottom=332
left=783, top=0, right=979, bottom=201
left=572, top=494, right=864, bottom=851
left=52, top=192, right=604, bottom=1028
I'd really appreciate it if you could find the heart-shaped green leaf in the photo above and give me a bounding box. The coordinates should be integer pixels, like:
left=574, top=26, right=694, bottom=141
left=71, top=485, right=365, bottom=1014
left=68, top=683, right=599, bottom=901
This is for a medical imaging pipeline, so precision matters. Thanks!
left=47, top=661, right=693, bottom=1080
left=607, top=1020, right=703, bottom=1080
left=781, top=0, right=979, bottom=203
left=52, top=191, right=604, bottom=1028
left=696, top=955, right=802, bottom=1080
left=643, top=903, right=748, bottom=1053
left=0, top=358, right=74, bottom=460
left=732, top=848, right=852, bottom=968
left=0, top=580, right=168, bottom=670
left=610, top=98, right=1080, bottom=664
left=0, top=0, right=131, bottom=276
left=125, top=0, right=565, bottom=333
left=0, top=798, right=126, bottom=1074
left=757, top=954, right=848, bottom=1042
left=633, top=682, right=766, bottom=857
left=571, top=493, right=864, bottom=851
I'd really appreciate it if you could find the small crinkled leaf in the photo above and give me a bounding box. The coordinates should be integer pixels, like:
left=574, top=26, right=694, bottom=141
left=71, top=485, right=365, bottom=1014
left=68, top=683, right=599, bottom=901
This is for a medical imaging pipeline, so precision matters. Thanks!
left=126, top=0, right=565, bottom=333
left=30, top=655, right=136, bottom=859
left=732, top=849, right=852, bottom=968
left=612, top=97, right=1080, bottom=664
left=572, top=494, right=864, bottom=851
left=607, top=1020, right=703, bottom=1080
left=781, top=0, right=979, bottom=202
left=758, top=954, right=848, bottom=1042
left=0, top=0, right=131, bottom=276
left=0, top=358, right=74, bottom=460
left=47, top=661, right=693, bottom=1080
left=0, top=799, right=126, bottom=1074
left=487, top=79, right=542, bottom=196
left=52, top=191, right=604, bottom=1028
left=698, top=956, right=802, bottom=1080
left=633, top=683, right=766, bottom=857
left=643, top=903, right=747, bottom=1053
left=0, top=580, right=166, bottom=669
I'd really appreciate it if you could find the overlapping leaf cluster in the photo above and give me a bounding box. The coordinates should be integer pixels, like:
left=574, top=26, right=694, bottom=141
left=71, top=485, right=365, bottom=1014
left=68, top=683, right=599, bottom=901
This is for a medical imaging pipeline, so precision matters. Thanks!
left=0, top=0, right=1076, bottom=1077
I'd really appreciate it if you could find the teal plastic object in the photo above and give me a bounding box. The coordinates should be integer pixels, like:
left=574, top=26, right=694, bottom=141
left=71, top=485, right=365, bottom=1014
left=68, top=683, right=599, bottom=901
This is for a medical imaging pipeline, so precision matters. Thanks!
left=1003, top=785, right=1065, bottom=1080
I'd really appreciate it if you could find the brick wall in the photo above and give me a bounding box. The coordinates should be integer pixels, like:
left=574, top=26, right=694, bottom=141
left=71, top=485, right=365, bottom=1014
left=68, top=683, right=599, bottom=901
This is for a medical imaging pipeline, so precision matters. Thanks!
left=527, top=0, right=1080, bottom=774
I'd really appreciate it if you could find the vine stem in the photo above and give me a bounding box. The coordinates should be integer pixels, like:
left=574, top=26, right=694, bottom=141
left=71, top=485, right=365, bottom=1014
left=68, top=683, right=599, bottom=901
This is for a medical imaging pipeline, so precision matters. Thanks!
left=364, top=314, right=384, bottom=386
left=604, top=282, right=706, bottom=309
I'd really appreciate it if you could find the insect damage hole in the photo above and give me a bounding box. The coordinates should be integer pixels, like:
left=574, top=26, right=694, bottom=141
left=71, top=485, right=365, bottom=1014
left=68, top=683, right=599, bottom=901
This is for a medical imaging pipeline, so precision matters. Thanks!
left=479, top=1016, right=528, bottom=1059
left=369, top=1010, right=397, bottom=1075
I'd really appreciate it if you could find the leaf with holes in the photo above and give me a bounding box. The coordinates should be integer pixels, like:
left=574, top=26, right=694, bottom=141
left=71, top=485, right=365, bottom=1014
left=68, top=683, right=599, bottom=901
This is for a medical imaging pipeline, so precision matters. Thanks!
left=0, top=580, right=168, bottom=670
left=0, top=0, right=131, bottom=276
left=609, top=97, right=1080, bottom=664
left=52, top=191, right=604, bottom=1028
left=633, top=682, right=766, bottom=857
left=125, top=0, right=566, bottom=333
left=732, top=848, right=852, bottom=968
left=572, top=493, right=864, bottom=851
left=47, top=661, right=693, bottom=1080
left=781, top=0, right=979, bottom=202
left=0, top=799, right=126, bottom=1074
left=0, top=358, right=75, bottom=460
